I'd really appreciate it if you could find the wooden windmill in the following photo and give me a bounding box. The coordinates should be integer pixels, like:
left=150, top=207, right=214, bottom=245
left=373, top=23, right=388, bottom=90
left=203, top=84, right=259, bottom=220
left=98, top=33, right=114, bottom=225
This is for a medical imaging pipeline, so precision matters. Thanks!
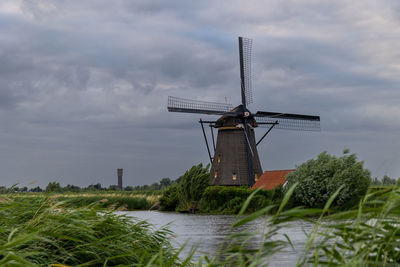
left=168, top=37, right=320, bottom=187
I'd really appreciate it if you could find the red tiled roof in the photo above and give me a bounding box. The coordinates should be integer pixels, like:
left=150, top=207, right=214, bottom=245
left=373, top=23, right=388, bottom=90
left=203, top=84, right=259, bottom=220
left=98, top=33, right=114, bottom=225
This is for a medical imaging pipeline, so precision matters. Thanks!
left=252, top=169, right=295, bottom=190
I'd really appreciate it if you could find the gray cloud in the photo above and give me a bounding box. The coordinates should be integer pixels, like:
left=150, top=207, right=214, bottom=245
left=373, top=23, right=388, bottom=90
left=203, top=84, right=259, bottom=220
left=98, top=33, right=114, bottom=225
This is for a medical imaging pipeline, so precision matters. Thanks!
left=0, top=0, right=399, bottom=187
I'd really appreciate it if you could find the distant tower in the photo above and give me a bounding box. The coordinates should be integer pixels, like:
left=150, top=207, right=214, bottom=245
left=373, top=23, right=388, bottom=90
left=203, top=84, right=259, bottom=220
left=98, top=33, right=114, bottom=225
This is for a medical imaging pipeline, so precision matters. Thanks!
left=117, top=168, right=123, bottom=190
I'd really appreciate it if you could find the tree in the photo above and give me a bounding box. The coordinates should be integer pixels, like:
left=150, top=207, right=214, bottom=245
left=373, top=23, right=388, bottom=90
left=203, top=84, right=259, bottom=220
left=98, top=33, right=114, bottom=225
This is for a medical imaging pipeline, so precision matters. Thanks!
left=108, top=185, right=118, bottom=191
left=159, top=183, right=180, bottom=211
left=149, top=182, right=160, bottom=190
left=30, top=186, right=43, bottom=192
left=178, top=163, right=210, bottom=206
left=382, top=175, right=396, bottom=185
left=159, top=178, right=172, bottom=189
left=0, top=186, right=8, bottom=194
left=19, top=186, right=28, bottom=192
left=285, top=151, right=371, bottom=209
left=93, top=183, right=102, bottom=190
left=46, top=182, right=62, bottom=193
left=141, top=185, right=149, bottom=190
left=371, top=177, right=382, bottom=186
left=86, top=183, right=102, bottom=191
left=159, top=163, right=210, bottom=211
left=64, top=184, right=81, bottom=192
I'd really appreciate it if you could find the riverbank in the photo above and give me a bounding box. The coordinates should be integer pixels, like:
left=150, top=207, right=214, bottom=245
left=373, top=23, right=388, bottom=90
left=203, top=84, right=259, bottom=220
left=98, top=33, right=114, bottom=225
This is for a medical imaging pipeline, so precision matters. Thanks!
left=1, top=184, right=394, bottom=214
left=0, top=184, right=399, bottom=266
left=0, top=191, right=162, bottom=211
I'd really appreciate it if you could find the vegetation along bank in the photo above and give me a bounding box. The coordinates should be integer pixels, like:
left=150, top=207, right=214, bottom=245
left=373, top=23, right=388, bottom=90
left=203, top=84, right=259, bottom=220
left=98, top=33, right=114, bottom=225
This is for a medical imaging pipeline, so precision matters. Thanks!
left=1, top=177, right=400, bottom=266
left=160, top=150, right=387, bottom=214
left=1, top=150, right=397, bottom=214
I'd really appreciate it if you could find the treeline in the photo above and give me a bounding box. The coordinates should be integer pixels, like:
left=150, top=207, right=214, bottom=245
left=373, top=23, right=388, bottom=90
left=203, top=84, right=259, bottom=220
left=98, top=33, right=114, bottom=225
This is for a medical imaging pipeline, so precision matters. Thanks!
left=159, top=163, right=283, bottom=213
left=160, top=150, right=396, bottom=214
left=371, top=175, right=399, bottom=186
left=0, top=177, right=174, bottom=193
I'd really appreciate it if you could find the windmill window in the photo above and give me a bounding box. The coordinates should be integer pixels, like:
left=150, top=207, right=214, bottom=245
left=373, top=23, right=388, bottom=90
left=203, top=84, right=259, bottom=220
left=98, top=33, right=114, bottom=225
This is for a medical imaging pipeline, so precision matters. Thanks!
left=214, top=171, right=218, bottom=179
left=255, top=173, right=259, bottom=182
left=232, top=173, right=237, bottom=180
left=217, top=155, right=221, bottom=164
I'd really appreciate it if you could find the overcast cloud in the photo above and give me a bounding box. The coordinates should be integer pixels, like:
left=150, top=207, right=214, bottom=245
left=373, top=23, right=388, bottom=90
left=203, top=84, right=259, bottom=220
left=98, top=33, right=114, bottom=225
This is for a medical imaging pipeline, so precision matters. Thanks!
left=1, top=0, right=400, bottom=187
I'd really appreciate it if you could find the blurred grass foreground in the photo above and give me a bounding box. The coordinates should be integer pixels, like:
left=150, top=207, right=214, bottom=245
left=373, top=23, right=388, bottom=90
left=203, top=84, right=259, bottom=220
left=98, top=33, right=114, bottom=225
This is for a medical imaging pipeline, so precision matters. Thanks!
left=1, top=184, right=400, bottom=266
left=2, top=191, right=161, bottom=211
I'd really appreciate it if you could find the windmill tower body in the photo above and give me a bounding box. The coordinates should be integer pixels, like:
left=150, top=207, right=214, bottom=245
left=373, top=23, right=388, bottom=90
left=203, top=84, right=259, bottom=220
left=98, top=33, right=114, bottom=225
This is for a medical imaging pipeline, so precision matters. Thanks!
left=167, top=37, right=321, bottom=188
left=209, top=105, right=262, bottom=186
left=210, top=126, right=262, bottom=186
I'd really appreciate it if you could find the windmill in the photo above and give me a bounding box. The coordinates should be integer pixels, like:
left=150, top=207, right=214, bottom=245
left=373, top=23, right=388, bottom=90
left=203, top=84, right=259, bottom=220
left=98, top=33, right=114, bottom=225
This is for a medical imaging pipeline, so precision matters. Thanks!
left=168, top=37, right=320, bottom=187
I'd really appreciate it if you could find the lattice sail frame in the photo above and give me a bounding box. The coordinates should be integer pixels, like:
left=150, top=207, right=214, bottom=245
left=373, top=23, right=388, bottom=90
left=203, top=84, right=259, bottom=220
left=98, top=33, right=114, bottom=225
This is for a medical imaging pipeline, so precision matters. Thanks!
left=255, top=113, right=320, bottom=131
left=241, top=37, right=253, bottom=106
left=167, top=96, right=233, bottom=115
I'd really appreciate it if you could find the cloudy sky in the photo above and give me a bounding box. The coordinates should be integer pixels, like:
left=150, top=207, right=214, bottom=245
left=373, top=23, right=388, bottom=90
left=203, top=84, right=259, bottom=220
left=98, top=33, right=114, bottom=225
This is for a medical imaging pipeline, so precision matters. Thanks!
left=1, top=0, right=400, bottom=188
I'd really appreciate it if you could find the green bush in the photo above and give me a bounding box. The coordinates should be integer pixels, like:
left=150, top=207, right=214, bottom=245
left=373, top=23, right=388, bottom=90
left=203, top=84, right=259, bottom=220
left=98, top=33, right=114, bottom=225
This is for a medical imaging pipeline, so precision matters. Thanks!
left=382, top=175, right=398, bottom=185
left=45, top=182, right=62, bottom=192
left=159, top=163, right=283, bottom=213
left=159, top=183, right=180, bottom=211
left=177, top=163, right=210, bottom=209
left=159, top=163, right=210, bottom=211
left=199, top=186, right=282, bottom=214
left=285, top=150, right=371, bottom=209
left=224, top=197, right=244, bottom=213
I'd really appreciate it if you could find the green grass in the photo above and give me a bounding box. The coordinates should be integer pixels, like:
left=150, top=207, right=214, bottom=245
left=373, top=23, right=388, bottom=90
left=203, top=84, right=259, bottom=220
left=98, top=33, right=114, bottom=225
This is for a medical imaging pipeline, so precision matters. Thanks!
left=301, top=186, right=400, bottom=266
left=10, top=190, right=163, bottom=197
left=3, top=191, right=162, bottom=211
left=0, top=197, right=187, bottom=266
left=54, top=196, right=152, bottom=210
left=1, top=186, right=399, bottom=266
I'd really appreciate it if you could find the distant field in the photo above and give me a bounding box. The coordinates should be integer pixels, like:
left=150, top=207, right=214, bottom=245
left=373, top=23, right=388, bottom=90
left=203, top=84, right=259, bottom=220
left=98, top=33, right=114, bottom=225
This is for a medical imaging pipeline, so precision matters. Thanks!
left=0, top=191, right=162, bottom=210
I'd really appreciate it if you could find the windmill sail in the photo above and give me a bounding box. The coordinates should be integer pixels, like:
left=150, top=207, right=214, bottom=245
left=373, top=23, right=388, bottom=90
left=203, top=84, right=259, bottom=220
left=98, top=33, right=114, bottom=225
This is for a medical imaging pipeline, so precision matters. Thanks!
left=239, top=37, right=253, bottom=107
left=168, top=96, right=233, bottom=115
left=238, top=37, right=256, bottom=186
left=254, top=111, right=320, bottom=131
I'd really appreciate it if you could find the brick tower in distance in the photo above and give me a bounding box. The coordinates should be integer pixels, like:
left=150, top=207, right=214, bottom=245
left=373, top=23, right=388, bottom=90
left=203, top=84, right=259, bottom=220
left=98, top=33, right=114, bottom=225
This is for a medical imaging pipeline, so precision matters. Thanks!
left=117, top=168, right=123, bottom=190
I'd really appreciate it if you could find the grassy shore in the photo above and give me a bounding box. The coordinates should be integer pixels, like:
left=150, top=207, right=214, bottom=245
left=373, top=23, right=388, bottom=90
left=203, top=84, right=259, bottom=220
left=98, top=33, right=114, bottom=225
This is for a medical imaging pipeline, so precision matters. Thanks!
left=0, top=185, right=399, bottom=266
left=0, top=197, right=185, bottom=266
left=0, top=191, right=162, bottom=211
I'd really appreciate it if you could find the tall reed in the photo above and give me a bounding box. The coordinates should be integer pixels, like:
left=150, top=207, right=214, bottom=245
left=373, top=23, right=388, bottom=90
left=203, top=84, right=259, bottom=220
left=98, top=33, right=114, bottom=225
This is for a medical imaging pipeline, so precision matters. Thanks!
left=0, top=197, right=182, bottom=266
left=1, top=185, right=399, bottom=266
left=301, top=186, right=400, bottom=266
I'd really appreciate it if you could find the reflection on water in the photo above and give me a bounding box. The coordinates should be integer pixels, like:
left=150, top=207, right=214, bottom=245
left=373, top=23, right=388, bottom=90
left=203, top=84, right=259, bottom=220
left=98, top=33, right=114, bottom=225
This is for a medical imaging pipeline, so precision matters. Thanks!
left=116, top=211, right=312, bottom=266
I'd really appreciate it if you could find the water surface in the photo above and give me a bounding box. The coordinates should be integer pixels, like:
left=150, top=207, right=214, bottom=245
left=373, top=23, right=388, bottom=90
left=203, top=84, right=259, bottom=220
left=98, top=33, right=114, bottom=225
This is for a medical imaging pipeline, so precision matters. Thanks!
left=118, top=211, right=312, bottom=266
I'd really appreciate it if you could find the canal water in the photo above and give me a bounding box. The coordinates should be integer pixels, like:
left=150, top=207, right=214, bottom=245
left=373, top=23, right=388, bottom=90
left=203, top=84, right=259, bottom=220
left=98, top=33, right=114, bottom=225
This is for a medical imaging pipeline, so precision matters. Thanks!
left=117, top=211, right=313, bottom=266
